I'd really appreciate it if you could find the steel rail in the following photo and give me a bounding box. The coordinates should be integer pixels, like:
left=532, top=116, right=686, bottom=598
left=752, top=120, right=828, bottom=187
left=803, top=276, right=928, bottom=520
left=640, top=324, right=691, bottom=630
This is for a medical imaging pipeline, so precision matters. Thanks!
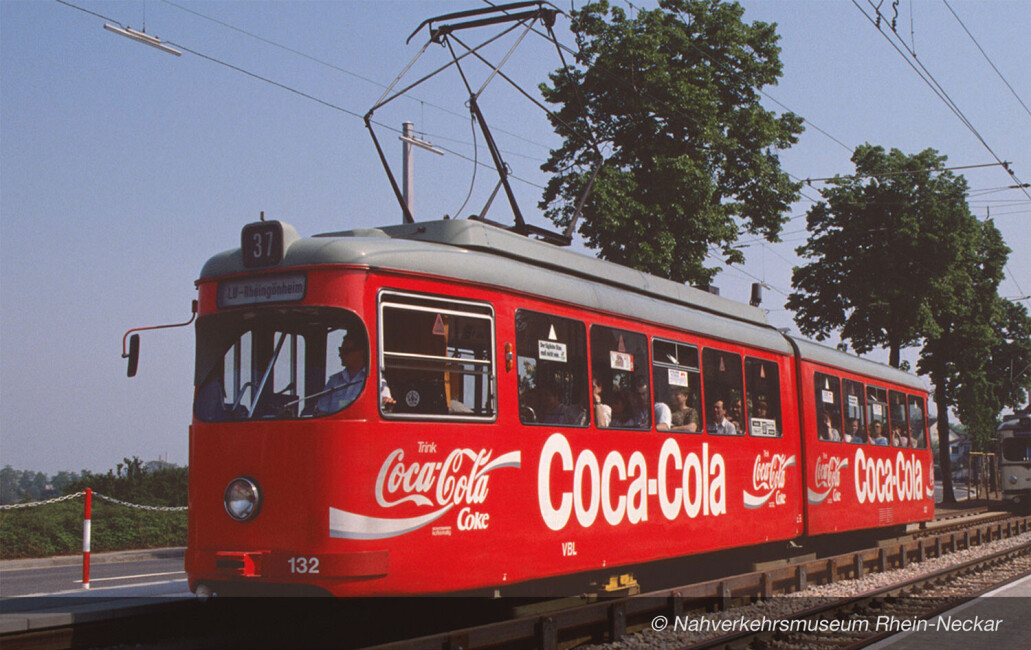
left=361, top=514, right=1031, bottom=650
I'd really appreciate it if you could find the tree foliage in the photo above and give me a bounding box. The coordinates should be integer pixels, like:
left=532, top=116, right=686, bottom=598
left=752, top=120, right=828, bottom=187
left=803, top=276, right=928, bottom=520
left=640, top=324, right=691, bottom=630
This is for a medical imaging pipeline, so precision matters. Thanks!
left=539, top=0, right=803, bottom=285
left=788, top=145, right=975, bottom=367
left=787, top=143, right=1028, bottom=502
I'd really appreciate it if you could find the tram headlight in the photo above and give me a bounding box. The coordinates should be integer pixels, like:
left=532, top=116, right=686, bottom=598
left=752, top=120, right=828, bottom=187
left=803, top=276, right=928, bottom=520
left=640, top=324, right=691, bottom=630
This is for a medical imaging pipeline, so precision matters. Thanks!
left=1010, top=475, right=1019, bottom=486
left=224, top=477, right=261, bottom=521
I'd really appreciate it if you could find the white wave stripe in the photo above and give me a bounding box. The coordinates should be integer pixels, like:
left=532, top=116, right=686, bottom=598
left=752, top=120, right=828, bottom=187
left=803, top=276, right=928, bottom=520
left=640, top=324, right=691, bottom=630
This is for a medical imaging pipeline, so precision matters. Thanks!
left=482, top=451, right=521, bottom=472
left=743, top=489, right=774, bottom=509
left=329, top=503, right=455, bottom=539
left=807, top=487, right=832, bottom=504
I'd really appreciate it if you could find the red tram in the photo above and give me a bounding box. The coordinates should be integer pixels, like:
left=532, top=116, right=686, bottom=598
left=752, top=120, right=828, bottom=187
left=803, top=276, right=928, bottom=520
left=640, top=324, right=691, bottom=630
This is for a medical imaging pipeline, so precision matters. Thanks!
left=183, top=218, right=933, bottom=597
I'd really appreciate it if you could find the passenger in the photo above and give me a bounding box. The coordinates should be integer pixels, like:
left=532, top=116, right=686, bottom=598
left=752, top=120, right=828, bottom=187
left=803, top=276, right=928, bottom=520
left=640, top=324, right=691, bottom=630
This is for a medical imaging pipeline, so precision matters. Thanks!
left=608, top=390, right=635, bottom=427
left=845, top=418, right=864, bottom=443
left=628, top=377, right=652, bottom=428
left=317, top=331, right=394, bottom=414
left=538, top=382, right=583, bottom=425
left=817, top=410, right=841, bottom=442
left=592, top=378, right=612, bottom=427
left=752, top=399, right=769, bottom=419
left=654, top=401, right=672, bottom=431
left=669, top=387, right=700, bottom=432
left=707, top=399, right=737, bottom=435
left=891, top=426, right=909, bottom=447
left=728, top=398, right=745, bottom=434
left=869, top=421, right=888, bottom=446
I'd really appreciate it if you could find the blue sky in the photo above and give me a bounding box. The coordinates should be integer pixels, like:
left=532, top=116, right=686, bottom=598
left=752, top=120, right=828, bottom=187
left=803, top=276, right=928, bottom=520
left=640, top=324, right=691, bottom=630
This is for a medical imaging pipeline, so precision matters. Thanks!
left=2, top=0, right=1028, bottom=474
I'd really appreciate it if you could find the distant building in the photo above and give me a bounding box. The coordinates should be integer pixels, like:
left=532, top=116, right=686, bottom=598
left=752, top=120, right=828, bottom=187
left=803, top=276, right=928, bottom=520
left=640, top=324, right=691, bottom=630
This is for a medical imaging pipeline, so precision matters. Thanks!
left=928, top=418, right=970, bottom=473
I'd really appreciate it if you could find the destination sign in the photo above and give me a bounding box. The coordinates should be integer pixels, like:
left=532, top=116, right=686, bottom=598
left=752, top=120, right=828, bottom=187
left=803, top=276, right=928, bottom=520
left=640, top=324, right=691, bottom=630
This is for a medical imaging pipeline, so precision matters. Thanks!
left=218, top=273, right=306, bottom=308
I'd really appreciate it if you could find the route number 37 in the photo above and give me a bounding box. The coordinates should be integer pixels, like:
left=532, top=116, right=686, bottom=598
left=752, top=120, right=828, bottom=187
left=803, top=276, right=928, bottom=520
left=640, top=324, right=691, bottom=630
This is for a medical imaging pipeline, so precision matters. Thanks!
left=287, top=556, right=320, bottom=574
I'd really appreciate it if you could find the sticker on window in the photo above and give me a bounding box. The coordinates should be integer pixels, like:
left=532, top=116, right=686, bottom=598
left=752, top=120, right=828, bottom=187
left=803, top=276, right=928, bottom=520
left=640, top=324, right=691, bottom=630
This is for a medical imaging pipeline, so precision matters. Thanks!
left=610, top=351, right=634, bottom=371
left=848, top=395, right=858, bottom=408
left=538, top=340, right=567, bottom=363
left=432, top=314, right=447, bottom=336
left=668, top=368, right=688, bottom=387
left=822, top=390, right=835, bottom=404
left=751, top=418, right=778, bottom=437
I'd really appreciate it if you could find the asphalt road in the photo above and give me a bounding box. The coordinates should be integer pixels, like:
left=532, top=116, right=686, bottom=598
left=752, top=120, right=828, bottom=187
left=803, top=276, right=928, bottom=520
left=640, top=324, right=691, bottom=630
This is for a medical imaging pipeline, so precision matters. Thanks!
left=0, top=552, right=190, bottom=600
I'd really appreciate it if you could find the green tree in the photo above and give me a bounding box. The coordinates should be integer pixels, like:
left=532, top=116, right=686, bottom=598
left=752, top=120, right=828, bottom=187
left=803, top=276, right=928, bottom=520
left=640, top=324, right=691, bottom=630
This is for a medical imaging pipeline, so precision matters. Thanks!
left=916, top=219, right=1009, bottom=502
left=539, top=0, right=803, bottom=285
left=787, top=144, right=1021, bottom=503
left=788, top=145, right=974, bottom=368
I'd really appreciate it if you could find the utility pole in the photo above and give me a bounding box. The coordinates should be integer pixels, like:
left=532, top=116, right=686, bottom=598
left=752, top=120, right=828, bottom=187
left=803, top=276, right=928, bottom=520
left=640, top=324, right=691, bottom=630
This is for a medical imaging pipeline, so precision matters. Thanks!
left=402, top=121, right=415, bottom=218
left=399, top=122, right=444, bottom=222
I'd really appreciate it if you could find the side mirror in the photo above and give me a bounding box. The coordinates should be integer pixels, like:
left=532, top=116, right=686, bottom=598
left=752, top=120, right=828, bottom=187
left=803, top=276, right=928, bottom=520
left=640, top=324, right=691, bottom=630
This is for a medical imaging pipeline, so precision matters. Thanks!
left=127, top=334, right=140, bottom=377
left=122, top=300, right=197, bottom=378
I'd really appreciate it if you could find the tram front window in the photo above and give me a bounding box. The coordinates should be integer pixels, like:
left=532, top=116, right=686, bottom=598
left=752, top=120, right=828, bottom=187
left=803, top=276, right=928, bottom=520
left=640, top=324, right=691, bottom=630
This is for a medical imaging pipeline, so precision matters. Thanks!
left=194, top=307, right=368, bottom=421
left=1002, top=437, right=1031, bottom=463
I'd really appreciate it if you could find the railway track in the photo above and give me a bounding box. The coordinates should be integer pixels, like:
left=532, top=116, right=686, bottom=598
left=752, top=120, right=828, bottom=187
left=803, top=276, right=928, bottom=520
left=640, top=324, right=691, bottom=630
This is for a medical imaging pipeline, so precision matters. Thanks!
left=363, top=513, right=1031, bottom=650
left=678, top=541, right=1031, bottom=649
left=3, top=513, right=1028, bottom=649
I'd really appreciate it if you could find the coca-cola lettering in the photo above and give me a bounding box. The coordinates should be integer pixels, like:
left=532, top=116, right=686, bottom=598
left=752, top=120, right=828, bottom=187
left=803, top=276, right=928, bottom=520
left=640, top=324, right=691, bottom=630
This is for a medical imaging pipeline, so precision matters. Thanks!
left=814, top=456, right=846, bottom=490
left=329, top=447, right=520, bottom=540
left=753, top=455, right=789, bottom=492
left=538, top=434, right=725, bottom=531
left=854, top=448, right=924, bottom=504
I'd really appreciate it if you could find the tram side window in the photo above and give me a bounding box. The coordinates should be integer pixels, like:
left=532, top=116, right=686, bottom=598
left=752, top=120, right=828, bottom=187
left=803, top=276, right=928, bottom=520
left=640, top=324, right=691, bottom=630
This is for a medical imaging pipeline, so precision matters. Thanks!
left=744, top=358, right=782, bottom=437
left=194, top=307, right=364, bottom=421
left=652, top=339, right=702, bottom=433
left=702, top=349, right=744, bottom=435
left=515, top=310, right=588, bottom=427
left=591, top=326, right=650, bottom=429
left=907, top=395, right=927, bottom=449
left=379, top=292, right=495, bottom=419
left=814, top=373, right=843, bottom=442
left=842, top=379, right=866, bottom=444
left=889, top=391, right=909, bottom=447
left=866, top=386, right=889, bottom=446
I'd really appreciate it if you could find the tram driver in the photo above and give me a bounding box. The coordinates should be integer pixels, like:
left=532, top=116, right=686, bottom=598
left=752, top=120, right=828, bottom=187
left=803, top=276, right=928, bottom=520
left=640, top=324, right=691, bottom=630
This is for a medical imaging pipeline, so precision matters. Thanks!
left=316, top=331, right=395, bottom=414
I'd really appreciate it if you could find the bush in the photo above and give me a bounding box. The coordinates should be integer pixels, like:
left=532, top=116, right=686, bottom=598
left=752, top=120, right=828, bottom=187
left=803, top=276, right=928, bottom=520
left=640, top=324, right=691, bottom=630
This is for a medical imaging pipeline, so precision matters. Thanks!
left=0, top=457, right=188, bottom=559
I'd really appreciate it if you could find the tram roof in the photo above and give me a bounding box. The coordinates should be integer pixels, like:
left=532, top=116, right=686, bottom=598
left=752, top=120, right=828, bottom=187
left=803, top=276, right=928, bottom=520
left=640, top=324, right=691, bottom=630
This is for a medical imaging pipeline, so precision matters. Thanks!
left=199, top=218, right=926, bottom=391
left=789, top=337, right=925, bottom=391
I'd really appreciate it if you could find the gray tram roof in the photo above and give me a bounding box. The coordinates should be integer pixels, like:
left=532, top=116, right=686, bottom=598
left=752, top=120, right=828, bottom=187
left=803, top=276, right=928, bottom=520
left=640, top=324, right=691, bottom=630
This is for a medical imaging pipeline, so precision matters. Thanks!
left=199, top=218, right=926, bottom=391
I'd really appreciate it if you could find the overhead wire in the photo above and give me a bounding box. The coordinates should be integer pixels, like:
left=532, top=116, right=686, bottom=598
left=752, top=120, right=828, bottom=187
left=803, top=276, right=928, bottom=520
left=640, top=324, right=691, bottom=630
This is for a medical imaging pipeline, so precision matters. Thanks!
left=159, top=0, right=553, bottom=155
left=942, top=0, right=1031, bottom=123
left=55, top=0, right=549, bottom=192
left=853, top=0, right=1031, bottom=205
left=60, top=0, right=1026, bottom=298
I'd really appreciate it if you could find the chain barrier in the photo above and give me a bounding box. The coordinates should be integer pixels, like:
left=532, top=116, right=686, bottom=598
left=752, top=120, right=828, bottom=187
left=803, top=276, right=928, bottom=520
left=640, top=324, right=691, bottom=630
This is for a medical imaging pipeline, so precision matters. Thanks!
left=0, top=491, right=86, bottom=510
left=93, top=492, right=187, bottom=512
left=0, top=491, right=186, bottom=512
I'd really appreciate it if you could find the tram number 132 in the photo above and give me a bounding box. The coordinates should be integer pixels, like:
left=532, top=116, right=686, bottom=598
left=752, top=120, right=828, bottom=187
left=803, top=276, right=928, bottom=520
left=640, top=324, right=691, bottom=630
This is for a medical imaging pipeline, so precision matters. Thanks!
left=287, top=556, right=320, bottom=574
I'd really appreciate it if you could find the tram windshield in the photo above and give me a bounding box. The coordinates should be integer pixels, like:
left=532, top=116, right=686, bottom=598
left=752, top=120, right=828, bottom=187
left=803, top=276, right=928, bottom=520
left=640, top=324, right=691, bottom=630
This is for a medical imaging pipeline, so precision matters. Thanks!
left=193, top=307, right=368, bottom=421
left=1001, top=437, right=1031, bottom=463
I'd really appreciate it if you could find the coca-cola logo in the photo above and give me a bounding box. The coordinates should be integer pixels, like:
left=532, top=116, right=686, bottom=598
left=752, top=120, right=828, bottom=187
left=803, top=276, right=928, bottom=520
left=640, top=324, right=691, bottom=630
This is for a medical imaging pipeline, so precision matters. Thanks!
left=375, top=448, right=492, bottom=509
left=328, top=446, right=520, bottom=540
left=815, top=456, right=847, bottom=489
left=743, top=452, right=795, bottom=509
left=808, top=454, right=848, bottom=505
